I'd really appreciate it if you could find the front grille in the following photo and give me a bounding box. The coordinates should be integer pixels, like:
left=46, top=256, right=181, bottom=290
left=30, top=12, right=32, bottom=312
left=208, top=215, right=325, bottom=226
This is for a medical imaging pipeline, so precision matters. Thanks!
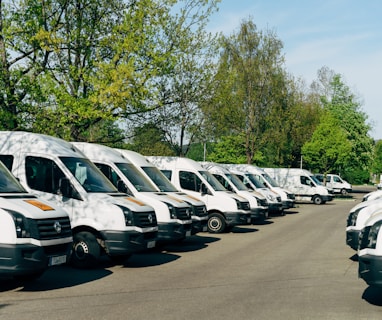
left=176, top=207, right=191, bottom=220
left=29, top=217, right=72, bottom=240
left=193, top=205, right=208, bottom=217
left=358, top=226, right=371, bottom=250
left=133, top=211, right=157, bottom=227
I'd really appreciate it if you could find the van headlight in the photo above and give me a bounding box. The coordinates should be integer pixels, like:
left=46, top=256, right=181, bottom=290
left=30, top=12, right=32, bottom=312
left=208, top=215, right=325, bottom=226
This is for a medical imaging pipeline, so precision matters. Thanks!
left=6, top=210, right=31, bottom=238
left=164, top=202, right=177, bottom=219
left=366, top=220, right=382, bottom=249
left=267, top=194, right=275, bottom=202
left=117, top=205, right=133, bottom=226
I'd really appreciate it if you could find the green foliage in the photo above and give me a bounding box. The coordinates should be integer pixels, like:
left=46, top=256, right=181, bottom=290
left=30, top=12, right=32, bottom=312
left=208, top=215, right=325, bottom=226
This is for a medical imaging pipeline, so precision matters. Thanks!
left=207, top=134, right=263, bottom=164
left=302, top=112, right=352, bottom=173
left=372, top=140, right=382, bottom=174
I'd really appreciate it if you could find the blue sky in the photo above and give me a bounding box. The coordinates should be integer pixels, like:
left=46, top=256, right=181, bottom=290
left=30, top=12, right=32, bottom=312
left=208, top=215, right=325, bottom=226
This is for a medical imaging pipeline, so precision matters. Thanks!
left=207, top=0, right=382, bottom=140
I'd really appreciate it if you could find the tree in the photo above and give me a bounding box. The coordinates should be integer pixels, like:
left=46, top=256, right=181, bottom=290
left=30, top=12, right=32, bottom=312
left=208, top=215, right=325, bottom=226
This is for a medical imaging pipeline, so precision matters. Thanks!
left=372, top=140, right=382, bottom=178
left=301, top=112, right=352, bottom=174
left=204, top=18, right=286, bottom=164
left=311, top=67, right=374, bottom=179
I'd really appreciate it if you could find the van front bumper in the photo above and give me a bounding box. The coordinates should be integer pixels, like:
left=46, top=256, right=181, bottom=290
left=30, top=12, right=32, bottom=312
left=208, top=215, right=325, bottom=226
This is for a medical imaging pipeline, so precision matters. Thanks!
left=359, top=254, right=382, bottom=287
left=282, top=199, right=295, bottom=209
left=268, top=202, right=283, bottom=214
left=225, top=212, right=251, bottom=226
left=157, top=221, right=193, bottom=242
left=191, top=217, right=208, bottom=235
left=0, top=242, right=72, bottom=277
left=251, top=207, right=268, bottom=222
left=102, top=229, right=158, bottom=255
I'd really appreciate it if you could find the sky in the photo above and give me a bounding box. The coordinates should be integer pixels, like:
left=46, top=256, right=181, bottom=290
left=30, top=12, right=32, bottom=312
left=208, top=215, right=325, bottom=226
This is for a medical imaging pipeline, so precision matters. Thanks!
left=206, top=0, right=382, bottom=140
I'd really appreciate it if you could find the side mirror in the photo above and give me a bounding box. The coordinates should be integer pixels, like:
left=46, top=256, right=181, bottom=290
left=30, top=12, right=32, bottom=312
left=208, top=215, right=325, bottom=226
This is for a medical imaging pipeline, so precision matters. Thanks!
left=200, top=183, right=209, bottom=195
left=117, top=179, right=132, bottom=196
left=58, top=177, right=72, bottom=198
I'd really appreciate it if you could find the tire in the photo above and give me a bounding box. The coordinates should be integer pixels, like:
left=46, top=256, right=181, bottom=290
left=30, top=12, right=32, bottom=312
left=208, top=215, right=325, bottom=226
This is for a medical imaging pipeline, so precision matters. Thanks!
left=340, top=188, right=347, bottom=195
left=71, top=231, right=101, bottom=269
left=207, top=213, right=226, bottom=233
left=313, top=195, right=323, bottom=205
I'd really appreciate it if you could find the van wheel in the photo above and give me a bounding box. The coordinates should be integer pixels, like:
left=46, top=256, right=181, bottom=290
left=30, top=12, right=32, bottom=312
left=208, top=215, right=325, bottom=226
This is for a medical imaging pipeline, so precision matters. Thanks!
left=71, top=231, right=100, bottom=269
left=313, top=195, right=323, bottom=205
left=208, top=213, right=226, bottom=233
left=340, top=188, right=347, bottom=195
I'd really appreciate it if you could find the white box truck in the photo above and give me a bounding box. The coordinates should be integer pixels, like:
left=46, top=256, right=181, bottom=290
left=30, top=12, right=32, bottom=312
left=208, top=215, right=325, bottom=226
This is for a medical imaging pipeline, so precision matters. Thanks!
left=72, top=142, right=193, bottom=243
left=314, top=173, right=352, bottom=195
left=0, top=160, right=72, bottom=280
left=115, top=149, right=208, bottom=235
left=263, top=168, right=333, bottom=205
left=221, top=164, right=295, bottom=210
left=146, top=156, right=252, bottom=233
left=199, top=162, right=269, bottom=222
left=0, top=131, right=158, bottom=268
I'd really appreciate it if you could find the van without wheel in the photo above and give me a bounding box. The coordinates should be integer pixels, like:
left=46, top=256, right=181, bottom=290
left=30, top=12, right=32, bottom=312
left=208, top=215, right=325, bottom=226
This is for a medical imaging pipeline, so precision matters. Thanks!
left=0, top=131, right=158, bottom=268
left=221, top=166, right=284, bottom=215
left=146, top=156, right=252, bottom=233
left=199, top=162, right=269, bottom=222
left=221, top=164, right=295, bottom=210
left=115, top=149, right=208, bottom=235
left=73, top=142, right=193, bottom=243
left=0, top=160, right=72, bottom=280
left=263, top=168, right=333, bottom=205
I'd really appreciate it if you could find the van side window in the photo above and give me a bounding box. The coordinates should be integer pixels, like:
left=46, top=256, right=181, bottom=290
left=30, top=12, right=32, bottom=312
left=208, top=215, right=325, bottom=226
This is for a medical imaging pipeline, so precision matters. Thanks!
left=179, top=171, right=202, bottom=192
left=300, top=176, right=312, bottom=186
left=25, top=156, right=66, bottom=194
left=333, top=176, right=340, bottom=183
left=0, top=155, right=14, bottom=171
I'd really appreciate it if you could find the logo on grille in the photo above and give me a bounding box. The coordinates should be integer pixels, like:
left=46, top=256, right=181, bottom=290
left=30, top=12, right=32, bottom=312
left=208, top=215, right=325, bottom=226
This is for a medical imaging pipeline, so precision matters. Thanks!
left=53, top=221, right=62, bottom=234
left=148, top=214, right=153, bottom=224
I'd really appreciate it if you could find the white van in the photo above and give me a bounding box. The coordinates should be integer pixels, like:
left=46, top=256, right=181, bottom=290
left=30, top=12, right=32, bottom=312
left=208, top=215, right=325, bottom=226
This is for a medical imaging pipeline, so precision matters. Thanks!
left=314, top=174, right=352, bottom=195
left=0, top=160, right=72, bottom=280
left=346, top=198, right=382, bottom=250
left=199, top=162, right=269, bottom=222
left=358, top=211, right=382, bottom=287
left=115, top=149, right=208, bottom=235
left=220, top=166, right=284, bottom=215
left=221, top=164, right=295, bottom=210
left=263, top=168, right=333, bottom=205
left=146, top=156, right=252, bottom=233
left=72, top=142, right=193, bottom=243
left=0, top=131, right=158, bottom=268
left=363, top=190, right=382, bottom=202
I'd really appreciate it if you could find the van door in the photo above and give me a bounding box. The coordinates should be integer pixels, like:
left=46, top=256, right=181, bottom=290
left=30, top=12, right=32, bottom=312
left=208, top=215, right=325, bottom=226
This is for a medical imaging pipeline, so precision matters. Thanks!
left=24, top=156, right=75, bottom=215
left=178, top=170, right=209, bottom=205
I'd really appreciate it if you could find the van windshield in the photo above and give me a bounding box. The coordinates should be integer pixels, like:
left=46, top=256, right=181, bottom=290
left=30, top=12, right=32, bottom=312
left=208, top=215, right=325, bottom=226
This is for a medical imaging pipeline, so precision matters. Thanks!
left=199, top=170, right=227, bottom=191
left=60, top=157, right=118, bottom=193
left=142, top=166, right=179, bottom=192
left=0, top=162, right=26, bottom=193
left=246, top=173, right=265, bottom=188
left=261, top=173, right=279, bottom=187
left=225, top=173, right=249, bottom=191
left=116, top=163, right=158, bottom=192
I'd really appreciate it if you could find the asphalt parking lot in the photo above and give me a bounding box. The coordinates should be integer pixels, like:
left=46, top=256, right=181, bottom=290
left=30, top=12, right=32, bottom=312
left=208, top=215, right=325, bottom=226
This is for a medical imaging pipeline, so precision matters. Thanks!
left=1, top=187, right=382, bottom=320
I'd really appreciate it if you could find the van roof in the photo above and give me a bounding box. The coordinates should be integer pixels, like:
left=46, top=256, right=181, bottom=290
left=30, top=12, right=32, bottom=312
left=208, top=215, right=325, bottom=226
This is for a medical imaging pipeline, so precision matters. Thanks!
left=0, top=131, right=84, bottom=157
left=72, top=142, right=129, bottom=163
left=116, top=149, right=152, bottom=167
left=146, top=156, right=204, bottom=171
